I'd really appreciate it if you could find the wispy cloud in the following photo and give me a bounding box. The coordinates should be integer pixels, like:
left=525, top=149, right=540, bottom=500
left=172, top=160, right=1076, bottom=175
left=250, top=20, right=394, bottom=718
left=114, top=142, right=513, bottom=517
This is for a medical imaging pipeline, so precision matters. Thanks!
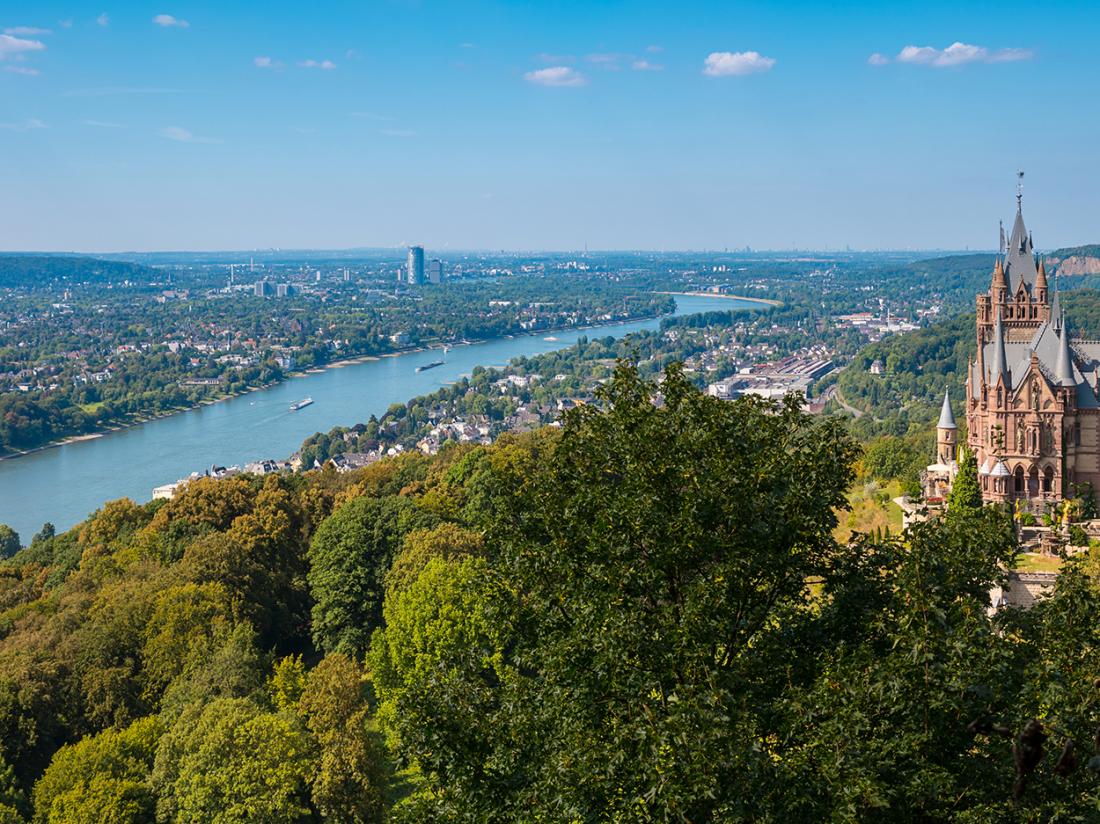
left=3, top=65, right=39, bottom=76
left=631, top=59, right=663, bottom=71
left=379, top=128, right=416, bottom=137
left=254, top=56, right=283, bottom=69
left=702, top=51, right=775, bottom=77
left=0, top=33, right=46, bottom=59
left=160, top=126, right=220, bottom=144
left=537, top=52, right=575, bottom=65
left=4, top=26, right=51, bottom=36
left=350, top=112, right=396, bottom=121
left=646, top=44, right=663, bottom=54
left=586, top=53, right=625, bottom=70
left=459, top=42, right=475, bottom=49
left=96, top=13, right=110, bottom=27
left=83, top=119, right=125, bottom=128
left=58, top=19, right=73, bottom=29
left=886, top=42, right=1033, bottom=67
left=298, top=59, right=336, bottom=70
left=524, top=65, right=587, bottom=87
left=0, top=118, right=46, bottom=130
left=153, top=14, right=189, bottom=28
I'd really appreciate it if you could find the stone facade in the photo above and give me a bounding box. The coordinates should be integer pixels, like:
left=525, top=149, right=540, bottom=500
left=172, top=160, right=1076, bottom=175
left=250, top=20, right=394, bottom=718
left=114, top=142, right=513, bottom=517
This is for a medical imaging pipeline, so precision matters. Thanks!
left=963, top=194, right=1100, bottom=511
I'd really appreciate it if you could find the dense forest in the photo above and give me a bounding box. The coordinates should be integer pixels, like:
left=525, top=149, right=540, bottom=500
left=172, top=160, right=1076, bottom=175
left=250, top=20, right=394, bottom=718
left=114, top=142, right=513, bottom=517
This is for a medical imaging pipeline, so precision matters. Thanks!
left=0, top=256, right=156, bottom=288
left=2, top=364, right=1100, bottom=821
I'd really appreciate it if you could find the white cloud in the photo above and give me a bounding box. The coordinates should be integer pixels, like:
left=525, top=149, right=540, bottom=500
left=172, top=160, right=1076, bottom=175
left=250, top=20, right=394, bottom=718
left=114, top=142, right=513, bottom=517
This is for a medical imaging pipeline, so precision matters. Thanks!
left=537, top=52, right=574, bottom=64
left=254, top=56, right=281, bottom=68
left=298, top=59, right=336, bottom=70
left=867, top=52, right=889, bottom=66
left=524, top=65, right=587, bottom=87
left=0, top=118, right=46, bottom=130
left=153, top=14, right=189, bottom=28
left=97, top=13, right=110, bottom=27
left=0, top=33, right=46, bottom=59
left=159, top=126, right=219, bottom=144
left=83, top=119, right=124, bottom=128
left=631, top=59, right=663, bottom=71
left=646, top=44, right=663, bottom=53
left=895, top=42, right=1033, bottom=67
left=586, top=53, right=623, bottom=70
left=702, top=50, right=775, bottom=77
left=4, top=26, right=51, bottom=36
left=3, top=65, right=39, bottom=75
left=58, top=19, right=73, bottom=29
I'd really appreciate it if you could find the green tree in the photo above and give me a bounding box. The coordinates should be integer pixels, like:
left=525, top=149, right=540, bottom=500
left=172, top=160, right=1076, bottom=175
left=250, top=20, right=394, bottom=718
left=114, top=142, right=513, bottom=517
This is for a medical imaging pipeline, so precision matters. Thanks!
left=307, top=495, right=436, bottom=656
left=32, top=716, right=162, bottom=824
left=0, top=525, right=19, bottom=560
left=390, top=363, right=862, bottom=819
left=152, top=698, right=312, bottom=824
left=948, top=446, right=983, bottom=516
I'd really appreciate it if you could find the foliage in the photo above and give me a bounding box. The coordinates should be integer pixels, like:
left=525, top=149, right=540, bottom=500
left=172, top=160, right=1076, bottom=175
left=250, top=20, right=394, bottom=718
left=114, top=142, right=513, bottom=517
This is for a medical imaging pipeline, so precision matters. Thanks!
left=0, top=527, right=18, bottom=560
left=948, top=446, right=983, bottom=516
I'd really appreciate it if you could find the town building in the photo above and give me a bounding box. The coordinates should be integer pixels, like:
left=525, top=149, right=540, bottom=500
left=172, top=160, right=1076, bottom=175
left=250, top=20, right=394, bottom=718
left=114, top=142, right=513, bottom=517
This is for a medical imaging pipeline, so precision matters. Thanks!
left=428, top=259, right=444, bottom=284
left=407, top=246, right=425, bottom=285
left=944, top=190, right=1100, bottom=510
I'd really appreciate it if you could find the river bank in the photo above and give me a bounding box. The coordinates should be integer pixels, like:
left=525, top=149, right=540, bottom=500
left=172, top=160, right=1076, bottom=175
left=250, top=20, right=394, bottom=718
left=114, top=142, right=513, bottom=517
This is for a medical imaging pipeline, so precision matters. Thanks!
left=655, top=291, right=783, bottom=307
left=0, top=310, right=671, bottom=463
left=0, top=294, right=756, bottom=539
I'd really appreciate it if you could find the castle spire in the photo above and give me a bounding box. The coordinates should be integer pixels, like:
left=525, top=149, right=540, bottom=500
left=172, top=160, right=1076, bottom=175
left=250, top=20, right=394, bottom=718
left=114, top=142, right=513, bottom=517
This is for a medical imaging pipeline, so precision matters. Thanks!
left=1036, top=257, right=1047, bottom=288
left=1056, top=319, right=1076, bottom=387
left=938, top=388, right=957, bottom=429
left=990, top=309, right=1008, bottom=385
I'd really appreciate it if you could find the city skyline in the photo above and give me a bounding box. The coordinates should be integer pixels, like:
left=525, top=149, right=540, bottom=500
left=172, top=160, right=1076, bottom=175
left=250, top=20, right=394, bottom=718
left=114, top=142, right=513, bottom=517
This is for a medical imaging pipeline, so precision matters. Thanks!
left=3, top=0, right=1100, bottom=252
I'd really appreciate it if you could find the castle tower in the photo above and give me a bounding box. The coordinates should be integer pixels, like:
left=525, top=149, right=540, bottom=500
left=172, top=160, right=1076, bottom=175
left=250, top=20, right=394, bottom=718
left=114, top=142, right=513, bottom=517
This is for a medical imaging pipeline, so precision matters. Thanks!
left=937, top=388, right=957, bottom=466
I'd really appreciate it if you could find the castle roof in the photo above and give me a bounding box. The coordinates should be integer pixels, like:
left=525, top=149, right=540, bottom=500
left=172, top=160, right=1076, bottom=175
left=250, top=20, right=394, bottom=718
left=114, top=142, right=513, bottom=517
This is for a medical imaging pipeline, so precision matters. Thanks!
left=1004, top=198, right=1038, bottom=295
left=938, top=388, right=956, bottom=429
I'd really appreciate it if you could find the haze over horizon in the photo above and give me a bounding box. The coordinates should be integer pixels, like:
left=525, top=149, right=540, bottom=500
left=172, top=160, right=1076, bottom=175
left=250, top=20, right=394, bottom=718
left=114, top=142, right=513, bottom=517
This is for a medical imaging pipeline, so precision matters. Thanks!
left=3, top=0, right=1099, bottom=252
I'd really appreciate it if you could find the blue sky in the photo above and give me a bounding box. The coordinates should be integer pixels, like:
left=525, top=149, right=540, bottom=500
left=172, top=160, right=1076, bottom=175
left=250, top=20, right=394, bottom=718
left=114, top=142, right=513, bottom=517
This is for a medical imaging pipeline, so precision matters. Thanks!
left=2, top=0, right=1099, bottom=252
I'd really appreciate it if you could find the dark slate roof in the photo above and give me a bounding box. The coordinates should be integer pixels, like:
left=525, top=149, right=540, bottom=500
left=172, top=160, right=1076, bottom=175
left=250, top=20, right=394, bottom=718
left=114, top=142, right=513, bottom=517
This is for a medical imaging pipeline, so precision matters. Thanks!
left=980, top=317, right=1100, bottom=409
left=938, top=388, right=957, bottom=429
left=1005, top=203, right=1037, bottom=295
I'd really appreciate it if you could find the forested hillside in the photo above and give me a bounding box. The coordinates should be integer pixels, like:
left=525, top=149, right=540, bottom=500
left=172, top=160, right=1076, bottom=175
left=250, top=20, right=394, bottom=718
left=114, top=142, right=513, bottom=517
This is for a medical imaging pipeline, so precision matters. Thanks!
left=0, top=256, right=155, bottom=288
left=1, top=364, right=1100, bottom=821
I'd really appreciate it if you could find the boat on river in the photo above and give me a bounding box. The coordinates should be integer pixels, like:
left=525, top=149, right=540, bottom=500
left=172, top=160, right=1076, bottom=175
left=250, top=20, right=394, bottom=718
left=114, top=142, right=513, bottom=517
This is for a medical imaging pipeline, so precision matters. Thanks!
left=289, top=397, right=314, bottom=411
left=415, top=346, right=448, bottom=373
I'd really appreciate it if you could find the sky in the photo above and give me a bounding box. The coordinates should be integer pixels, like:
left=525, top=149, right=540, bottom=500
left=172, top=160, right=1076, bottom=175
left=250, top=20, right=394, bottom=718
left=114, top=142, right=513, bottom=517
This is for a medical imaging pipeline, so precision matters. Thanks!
left=2, top=0, right=1099, bottom=253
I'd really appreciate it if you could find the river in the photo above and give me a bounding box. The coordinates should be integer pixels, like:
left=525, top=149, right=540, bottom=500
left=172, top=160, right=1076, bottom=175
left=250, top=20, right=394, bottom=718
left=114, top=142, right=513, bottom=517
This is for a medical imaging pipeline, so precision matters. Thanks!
left=0, top=295, right=758, bottom=539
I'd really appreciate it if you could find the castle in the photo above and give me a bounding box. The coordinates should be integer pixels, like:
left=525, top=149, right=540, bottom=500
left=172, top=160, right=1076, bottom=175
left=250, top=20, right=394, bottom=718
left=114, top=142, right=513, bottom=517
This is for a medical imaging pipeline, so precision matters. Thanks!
left=925, top=189, right=1100, bottom=510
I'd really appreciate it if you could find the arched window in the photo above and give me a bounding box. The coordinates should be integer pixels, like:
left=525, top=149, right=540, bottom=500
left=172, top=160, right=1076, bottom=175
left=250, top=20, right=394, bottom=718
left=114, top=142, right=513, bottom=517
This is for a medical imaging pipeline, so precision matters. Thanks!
left=1028, top=465, right=1039, bottom=497
left=1014, top=465, right=1025, bottom=495
left=1042, top=466, right=1054, bottom=493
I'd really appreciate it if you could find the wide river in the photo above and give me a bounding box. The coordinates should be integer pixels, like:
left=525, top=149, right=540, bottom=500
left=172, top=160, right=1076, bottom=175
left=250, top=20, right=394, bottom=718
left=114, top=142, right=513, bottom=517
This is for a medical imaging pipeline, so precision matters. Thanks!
left=0, top=295, right=756, bottom=539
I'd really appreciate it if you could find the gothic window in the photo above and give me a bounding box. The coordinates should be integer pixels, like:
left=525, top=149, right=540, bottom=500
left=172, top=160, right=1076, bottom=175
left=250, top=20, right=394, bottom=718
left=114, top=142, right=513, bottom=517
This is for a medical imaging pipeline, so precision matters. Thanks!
left=1043, top=466, right=1054, bottom=494
left=1075, top=422, right=1081, bottom=447
left=997, top=387, right=1003, bottom=406
left=1014, top=465, right=1025, bottom=495
left=1043, top=425, right=1053, bottom=454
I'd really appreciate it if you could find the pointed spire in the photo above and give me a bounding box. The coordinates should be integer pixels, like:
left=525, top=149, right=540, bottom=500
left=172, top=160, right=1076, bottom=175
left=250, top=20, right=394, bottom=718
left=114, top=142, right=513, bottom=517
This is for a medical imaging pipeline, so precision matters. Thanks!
left=990, top=309, right=1008, bottom=385
left=992, top=256, right=1007, bottom=290
left=999, top=220, right=1006, bottom=255
left=938, top=388, right=957, bottom=429
left=1056, top=320, right=1076, bottom=387
left=1052, top=289, right=1062, bottom=331
left=1036, top=257, right=1048, bottom=290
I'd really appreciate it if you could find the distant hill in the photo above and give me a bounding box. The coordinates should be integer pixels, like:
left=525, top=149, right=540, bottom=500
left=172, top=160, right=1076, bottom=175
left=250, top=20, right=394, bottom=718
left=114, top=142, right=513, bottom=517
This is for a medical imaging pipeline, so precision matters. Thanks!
left=866, top=253, right=995, bottom=314
left=0, top=255, right=156, bottom=288
left=1048, top=244, right=1100, bottom=277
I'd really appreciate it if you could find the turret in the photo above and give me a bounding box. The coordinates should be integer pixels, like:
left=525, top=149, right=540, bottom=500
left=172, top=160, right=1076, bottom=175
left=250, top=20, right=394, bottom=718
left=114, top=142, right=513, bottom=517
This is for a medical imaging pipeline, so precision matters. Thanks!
left=1036, top=258, right=1048, bottom=304
left=937, top=388, right=957, bottom=465
left=992, top=257, right=1007, bottom=304
left=1056, top=318, right=1076, bottom=388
